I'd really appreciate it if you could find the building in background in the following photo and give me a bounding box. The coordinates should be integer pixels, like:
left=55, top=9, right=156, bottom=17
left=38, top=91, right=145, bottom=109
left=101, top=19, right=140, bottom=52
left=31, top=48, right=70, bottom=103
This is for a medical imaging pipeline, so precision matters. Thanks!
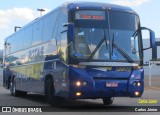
left=0, top=50, right=3, bottom=66
left=0, top=50, right=3, bottom=59
left=143, top=38, right=160, bottom=75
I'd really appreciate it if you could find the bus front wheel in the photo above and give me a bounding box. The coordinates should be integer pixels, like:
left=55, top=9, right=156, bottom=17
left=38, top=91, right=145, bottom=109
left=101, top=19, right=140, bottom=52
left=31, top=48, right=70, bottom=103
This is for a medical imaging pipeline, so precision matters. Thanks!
left=45, top=78, right=64, bottom=105
left=102, top=97, right=114, bottom=105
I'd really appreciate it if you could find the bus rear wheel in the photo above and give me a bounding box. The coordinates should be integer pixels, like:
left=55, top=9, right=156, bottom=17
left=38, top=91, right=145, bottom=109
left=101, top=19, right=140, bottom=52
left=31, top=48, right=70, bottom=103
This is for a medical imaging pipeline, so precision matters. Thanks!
left=45, top=78, right=64, bottom=106
left=102, top=97, right=114, bottom=105
left=10, top=77, right=27, bottom=97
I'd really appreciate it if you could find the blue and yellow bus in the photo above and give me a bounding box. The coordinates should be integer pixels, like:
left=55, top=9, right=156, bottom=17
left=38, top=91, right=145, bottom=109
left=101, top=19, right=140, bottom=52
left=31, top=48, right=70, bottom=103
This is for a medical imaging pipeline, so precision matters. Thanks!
left=3, top=2, right=155, bottom=105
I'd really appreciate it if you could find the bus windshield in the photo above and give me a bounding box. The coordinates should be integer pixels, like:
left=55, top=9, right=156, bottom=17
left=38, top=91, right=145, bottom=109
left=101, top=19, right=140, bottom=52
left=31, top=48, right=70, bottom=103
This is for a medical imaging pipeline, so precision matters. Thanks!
left=71, top=10, right=141, bottom=63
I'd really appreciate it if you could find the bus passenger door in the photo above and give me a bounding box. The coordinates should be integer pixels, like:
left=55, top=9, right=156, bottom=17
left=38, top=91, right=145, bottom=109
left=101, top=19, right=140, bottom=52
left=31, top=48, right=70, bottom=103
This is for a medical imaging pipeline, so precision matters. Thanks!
left=56, top=30, right=69, bottom=96
left=59, top=31, right=68, bottom=62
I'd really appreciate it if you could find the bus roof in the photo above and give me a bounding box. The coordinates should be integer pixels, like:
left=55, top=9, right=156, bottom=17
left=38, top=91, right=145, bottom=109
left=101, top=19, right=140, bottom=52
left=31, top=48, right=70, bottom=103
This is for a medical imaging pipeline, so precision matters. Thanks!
left=65, top=1, right=137, bottom=14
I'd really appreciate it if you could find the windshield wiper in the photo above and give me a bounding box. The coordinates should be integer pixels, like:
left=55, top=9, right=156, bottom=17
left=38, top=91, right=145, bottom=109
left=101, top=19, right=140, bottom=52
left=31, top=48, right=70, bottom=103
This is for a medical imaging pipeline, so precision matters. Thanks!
left=88, top=29, right=108, bottom=61
left=112, top=34, right=134, bottom=63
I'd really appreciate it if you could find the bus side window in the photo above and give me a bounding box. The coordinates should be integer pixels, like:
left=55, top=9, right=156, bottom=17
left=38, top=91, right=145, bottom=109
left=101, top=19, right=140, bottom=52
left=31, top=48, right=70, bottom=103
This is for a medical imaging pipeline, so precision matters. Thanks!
left=32, top=19, right=43, bottom=46
left=16, top=30, right=24, bottom=51
left=59, top=8, right=68, bottom=62
left=55, top=8, right=68, bottom=56
left=5, top=38, right=11, bottom=55
left=24, top=26, right=33, bottom=49
left=53, top=9, right=61, bottom=42
left=43, top=11, right=58, bottom=42
left=6, top=37, right=12, bottom=54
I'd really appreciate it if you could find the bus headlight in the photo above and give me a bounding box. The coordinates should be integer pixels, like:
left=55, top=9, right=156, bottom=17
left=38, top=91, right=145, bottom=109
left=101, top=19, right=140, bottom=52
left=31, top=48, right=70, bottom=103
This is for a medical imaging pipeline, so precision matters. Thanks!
left=137, top=82, right=141, bottom=87
left=76, top=81, right=82, bottom=87
left=133, top=81, right=141, bottom=87
left=83, top=81, right=87, bottom=86
left=75, top=81, right=87, bottom=87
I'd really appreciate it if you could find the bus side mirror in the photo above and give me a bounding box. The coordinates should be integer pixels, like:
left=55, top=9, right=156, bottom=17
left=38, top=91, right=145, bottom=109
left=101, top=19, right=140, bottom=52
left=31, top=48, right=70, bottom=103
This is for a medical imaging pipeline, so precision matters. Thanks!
left=141, top=27, right=156, bottom=50
left=64, top=23, right=74, bottom=43
left=149, top=29, right=156, bottom=48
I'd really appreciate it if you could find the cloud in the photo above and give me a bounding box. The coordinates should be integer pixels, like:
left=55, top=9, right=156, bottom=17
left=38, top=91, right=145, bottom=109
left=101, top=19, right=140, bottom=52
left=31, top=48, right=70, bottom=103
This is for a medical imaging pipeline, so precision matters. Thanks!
left=0, top=8, right=35, bottom=29
left=0, top=7, right=50, bottom=29
left=109, top=0, right=150, bottom=6
left=0, top=18, right=10, bottom=28
left=0, top=7, right=50, bottom=49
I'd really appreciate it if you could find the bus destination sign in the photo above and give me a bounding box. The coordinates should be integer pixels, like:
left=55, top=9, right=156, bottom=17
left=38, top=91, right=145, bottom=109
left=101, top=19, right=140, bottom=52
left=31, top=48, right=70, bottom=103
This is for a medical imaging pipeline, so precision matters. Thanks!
left=75, top=11, right=105, bottom=20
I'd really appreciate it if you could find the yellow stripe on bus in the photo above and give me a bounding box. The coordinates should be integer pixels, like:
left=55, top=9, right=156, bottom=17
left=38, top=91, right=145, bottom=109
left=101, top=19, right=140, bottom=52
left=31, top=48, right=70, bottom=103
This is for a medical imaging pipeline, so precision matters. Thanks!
left=11, top=63, right=43, bottom=80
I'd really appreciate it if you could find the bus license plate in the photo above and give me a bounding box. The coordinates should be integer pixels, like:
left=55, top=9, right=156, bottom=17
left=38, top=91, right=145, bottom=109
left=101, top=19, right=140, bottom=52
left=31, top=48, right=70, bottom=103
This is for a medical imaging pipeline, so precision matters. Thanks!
left=106, top=83, right=118, bottom=87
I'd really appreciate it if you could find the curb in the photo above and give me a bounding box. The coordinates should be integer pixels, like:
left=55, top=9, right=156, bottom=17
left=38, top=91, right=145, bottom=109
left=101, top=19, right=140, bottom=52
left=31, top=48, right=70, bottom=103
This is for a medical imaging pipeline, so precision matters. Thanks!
left=145, top=87, right=160, bottom=90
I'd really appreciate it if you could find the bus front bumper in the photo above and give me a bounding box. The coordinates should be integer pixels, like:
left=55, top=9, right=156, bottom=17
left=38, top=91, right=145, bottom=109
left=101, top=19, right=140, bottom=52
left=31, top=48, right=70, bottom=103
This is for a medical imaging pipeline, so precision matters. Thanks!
left=69, top=79, right=144, bottom=99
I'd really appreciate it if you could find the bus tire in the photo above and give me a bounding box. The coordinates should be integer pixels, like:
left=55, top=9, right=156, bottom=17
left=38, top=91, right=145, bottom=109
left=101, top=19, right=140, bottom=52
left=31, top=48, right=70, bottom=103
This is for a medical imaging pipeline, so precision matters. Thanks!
left=45, top=78, right=64, bottom=106
left=102, top=97, right=114, bottom=105
left=10, top=77, right=27, bottom=97
left=10, top=77, right=19, bottom=96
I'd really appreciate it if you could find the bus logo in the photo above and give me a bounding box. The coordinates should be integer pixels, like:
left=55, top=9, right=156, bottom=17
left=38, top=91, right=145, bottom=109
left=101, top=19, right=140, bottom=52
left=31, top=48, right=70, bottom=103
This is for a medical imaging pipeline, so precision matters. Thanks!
left=2, top=107, right=11, bottom=112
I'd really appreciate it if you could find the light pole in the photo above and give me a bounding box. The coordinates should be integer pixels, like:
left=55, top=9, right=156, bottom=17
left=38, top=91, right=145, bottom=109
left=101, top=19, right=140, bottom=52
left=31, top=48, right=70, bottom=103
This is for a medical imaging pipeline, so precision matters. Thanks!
left=14, top=26, right=21, bottom=32
left=37, top=9, right=45, bottom=17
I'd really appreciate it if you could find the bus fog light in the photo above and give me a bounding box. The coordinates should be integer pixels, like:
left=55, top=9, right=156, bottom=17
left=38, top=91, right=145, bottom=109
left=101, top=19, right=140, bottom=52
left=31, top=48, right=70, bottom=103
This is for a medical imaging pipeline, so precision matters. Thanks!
left=76, top=92, right=82, bottom=96
left=135, top=92, right=140, bottom=96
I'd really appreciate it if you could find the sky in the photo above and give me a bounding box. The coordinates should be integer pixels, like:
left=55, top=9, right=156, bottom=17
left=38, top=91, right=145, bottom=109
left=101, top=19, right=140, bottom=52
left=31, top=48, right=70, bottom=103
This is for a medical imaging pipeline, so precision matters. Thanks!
left=0, top=0, right=160, bottom=50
